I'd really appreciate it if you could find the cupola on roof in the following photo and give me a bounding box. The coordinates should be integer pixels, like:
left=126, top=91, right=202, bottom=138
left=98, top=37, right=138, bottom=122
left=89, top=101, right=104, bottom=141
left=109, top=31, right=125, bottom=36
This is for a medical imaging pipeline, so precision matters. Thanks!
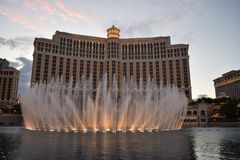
left=107, top=25, right=120, bottom=38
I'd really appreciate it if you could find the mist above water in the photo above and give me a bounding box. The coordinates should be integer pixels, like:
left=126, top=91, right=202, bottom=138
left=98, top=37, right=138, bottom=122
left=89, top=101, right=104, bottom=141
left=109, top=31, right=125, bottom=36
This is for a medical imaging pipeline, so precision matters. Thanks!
left=20, top=74, right=188, bottom=133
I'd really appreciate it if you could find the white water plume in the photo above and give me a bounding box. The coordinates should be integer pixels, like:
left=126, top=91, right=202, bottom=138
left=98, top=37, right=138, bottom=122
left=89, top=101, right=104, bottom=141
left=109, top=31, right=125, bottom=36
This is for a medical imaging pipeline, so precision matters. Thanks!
left=20, top=74, right=188, bottom=133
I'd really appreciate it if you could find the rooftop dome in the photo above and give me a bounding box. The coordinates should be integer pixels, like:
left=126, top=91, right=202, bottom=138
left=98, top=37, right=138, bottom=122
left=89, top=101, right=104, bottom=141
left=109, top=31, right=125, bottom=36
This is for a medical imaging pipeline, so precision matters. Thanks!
left=107, top=25, right=120, bottom=38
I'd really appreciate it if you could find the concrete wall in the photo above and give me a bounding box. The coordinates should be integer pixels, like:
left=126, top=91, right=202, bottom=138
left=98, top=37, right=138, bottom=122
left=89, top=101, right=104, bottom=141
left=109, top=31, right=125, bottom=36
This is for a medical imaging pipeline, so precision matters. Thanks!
left=0, top=114, right=23, bottom=126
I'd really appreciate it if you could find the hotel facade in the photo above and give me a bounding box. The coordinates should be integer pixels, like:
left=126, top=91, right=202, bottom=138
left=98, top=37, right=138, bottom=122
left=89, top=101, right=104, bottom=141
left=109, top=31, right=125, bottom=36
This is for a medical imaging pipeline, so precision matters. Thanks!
left=31, top=26, right=192, bottom=100
left=0, top=58, right=20, bottom=103
left=214, top=70, right=240, bottom=100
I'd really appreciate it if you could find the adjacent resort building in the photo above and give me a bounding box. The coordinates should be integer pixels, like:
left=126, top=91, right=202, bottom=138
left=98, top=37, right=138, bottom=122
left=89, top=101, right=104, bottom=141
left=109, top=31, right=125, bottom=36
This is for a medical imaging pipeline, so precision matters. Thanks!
left=184, top=102, right=209, bottom=126
left=0, top=58, right=20, bottom=103
left=31, top=25, right=192, bottom=100
left=214, top=70, right=240, bottom=100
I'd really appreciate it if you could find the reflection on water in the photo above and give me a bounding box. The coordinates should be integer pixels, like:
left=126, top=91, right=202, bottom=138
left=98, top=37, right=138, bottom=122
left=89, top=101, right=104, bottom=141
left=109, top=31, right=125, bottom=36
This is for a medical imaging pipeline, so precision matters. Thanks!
left=0, top=127, right=239, bottom=160
left=0, top=127, right=22, bottom=159
left=192, top=128, right=240, bottom=160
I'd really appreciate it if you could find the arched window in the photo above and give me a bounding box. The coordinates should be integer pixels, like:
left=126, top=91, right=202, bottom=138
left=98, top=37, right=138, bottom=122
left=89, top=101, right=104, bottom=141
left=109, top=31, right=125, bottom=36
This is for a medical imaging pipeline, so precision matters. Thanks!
left=201, top=110, right=206, bottom=116
left=193, top=111, right=198, bottom=115
left=187, top=111, right=191, bottom=116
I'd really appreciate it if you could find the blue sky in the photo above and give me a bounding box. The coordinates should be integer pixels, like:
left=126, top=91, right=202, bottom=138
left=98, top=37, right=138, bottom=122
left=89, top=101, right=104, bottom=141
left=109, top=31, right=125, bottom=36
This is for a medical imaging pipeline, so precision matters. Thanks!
left=0, top=0, right=239, bottom=99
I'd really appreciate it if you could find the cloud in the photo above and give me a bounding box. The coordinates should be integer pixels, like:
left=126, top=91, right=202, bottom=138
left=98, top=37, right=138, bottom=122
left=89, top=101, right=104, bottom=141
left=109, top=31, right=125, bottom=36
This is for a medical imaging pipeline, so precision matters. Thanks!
left=1, top=0, right=92, bottom=30
left=114, top=1, right=205, bottom=41
left=23, top=0, right=39, bottom=12
left=23, top=0, right=55, bottom=14
left=117, top=13, right=182, bottom=38
left=0, top=36, right=33, bottom=50
left=10, top=57, right=32, bottom=95
left=23, top=0, right=90, bottom=23
left=55, top=1, right=90, bottom=23
left=37, top=0, right=55, bottom=15
left=0, top=8, right=37, bottom=30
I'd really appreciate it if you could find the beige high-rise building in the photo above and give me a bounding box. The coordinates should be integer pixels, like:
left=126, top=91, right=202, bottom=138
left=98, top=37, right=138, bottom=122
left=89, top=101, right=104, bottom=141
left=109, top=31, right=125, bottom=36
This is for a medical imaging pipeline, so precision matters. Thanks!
left=214, top=70, right=240, bottom=100
left=0, top=58, right=20, bottom=103
left=31, top=25, right=192, bottom=100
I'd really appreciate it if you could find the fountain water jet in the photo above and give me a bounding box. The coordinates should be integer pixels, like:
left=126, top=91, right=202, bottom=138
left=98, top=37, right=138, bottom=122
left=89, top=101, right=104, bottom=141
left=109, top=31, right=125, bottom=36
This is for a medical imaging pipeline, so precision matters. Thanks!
left=20, top=74, right=188, bottom=133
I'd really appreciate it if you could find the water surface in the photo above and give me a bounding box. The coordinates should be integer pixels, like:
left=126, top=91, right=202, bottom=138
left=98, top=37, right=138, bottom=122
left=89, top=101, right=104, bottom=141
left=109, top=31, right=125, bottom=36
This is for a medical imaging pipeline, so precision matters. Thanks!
left=0, top=127, right=239, bottom=160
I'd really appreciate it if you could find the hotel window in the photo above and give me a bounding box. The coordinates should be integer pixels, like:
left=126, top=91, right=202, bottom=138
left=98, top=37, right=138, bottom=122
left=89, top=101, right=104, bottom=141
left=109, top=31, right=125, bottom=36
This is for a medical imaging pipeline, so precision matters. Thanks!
left=112, top=61, right=116, bottom=80
left=117, top=62, right=121, bottom=88
left=169, top=60, right=174, bottom=84
left=106, top=62, right=110, bottom=88
left=100, top=62, right=103, bottom=79
left=156, top=61, right=160, bottom=86
left=112, top=42, right=118, bottom=58
left=149, top=62, right=153, bottom=80
left=86, top=61, right=90, bottom=79
left=7, top=78, right=12, bottom=100
left=125, top=45, right=128, bottom=60
left=80, top=41, right=83, bottom=49
left=65, top=58, right=70, bottom=83
left=82, top=41, right=86, bottom=53
left=43, top=55, right=49, bottom=83
left=93, top=61, right=97, bottom=89
left=79, top=60, right=84, bottom=79
left=44, top=43, right=48, bottom=52
left=73, top=59, right=77, bottom=86
left=123, top=62, right=127, bottom=78
left=35, top=54, right=42, bottom=83
left=183, top=59, right=188, bottom=87
left=60, top=39, right=65, bottom=55
left=107, top=43, right=111, bottom=58
left=162, top=61, right=167, bottom=86
left=130, top=62, right=133, bottom=78
left=142, top=62, right=147, bottom=84
left=51, top=56, right=57, bottom=79
left=176, top=60, right=181, bottom=88
left=122, top=45, right=125, bottom=59
left=2, top=78, right=7, bottom=100
left=59, top=57, right=64, bottom=79
left=37, top=42, right=44, bottom=51
left=52, top=45, right=58, bottom=54
left=136, top=62, right=140, bottom=85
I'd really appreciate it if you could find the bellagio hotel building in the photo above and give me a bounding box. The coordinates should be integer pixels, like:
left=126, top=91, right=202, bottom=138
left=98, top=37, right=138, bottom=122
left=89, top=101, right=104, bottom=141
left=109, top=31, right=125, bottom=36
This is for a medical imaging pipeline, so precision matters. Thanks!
left=31, top=25, right=192, bottom=100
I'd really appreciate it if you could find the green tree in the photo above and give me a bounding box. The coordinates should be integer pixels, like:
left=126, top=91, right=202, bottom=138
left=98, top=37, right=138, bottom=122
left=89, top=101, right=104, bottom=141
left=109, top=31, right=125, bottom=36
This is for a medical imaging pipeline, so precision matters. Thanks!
left=219, top=99, right=238, bottom=121
left=11, top=103, right=22, bottom=114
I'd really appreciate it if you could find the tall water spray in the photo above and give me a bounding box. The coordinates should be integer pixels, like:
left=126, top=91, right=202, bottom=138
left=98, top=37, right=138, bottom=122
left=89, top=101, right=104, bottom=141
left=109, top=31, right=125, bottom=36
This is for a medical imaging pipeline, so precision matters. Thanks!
left=21, top=74, right=188, bottom=133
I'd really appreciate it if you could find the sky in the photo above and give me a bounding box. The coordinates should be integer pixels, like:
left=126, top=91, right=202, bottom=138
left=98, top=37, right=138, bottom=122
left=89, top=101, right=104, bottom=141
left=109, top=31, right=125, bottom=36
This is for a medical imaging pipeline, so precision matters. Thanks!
left=0, top=0, right=239, bottom=99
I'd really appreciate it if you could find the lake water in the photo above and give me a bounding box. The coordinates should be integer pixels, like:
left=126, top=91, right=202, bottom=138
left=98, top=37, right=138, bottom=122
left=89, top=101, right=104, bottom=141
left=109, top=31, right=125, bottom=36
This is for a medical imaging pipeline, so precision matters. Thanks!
left=0, top=127, right=240, bottom=160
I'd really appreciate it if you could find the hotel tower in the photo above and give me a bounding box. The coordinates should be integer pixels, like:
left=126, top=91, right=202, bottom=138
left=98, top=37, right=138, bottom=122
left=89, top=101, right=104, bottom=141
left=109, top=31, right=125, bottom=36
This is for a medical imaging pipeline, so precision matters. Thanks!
left=0, top=58, right=19, bottom=103
left=31, top=25, right=192, bottom=100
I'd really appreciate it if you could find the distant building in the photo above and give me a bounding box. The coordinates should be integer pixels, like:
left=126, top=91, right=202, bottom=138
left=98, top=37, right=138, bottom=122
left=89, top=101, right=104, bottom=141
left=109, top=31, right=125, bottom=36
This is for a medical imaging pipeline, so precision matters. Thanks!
left=0, top=58, right=20, bottom=103
left=214, top=70, right=240, bottom=100
left=31, top=25, right=192, bottom=99
left=184, top=102, right=208, bottom=126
